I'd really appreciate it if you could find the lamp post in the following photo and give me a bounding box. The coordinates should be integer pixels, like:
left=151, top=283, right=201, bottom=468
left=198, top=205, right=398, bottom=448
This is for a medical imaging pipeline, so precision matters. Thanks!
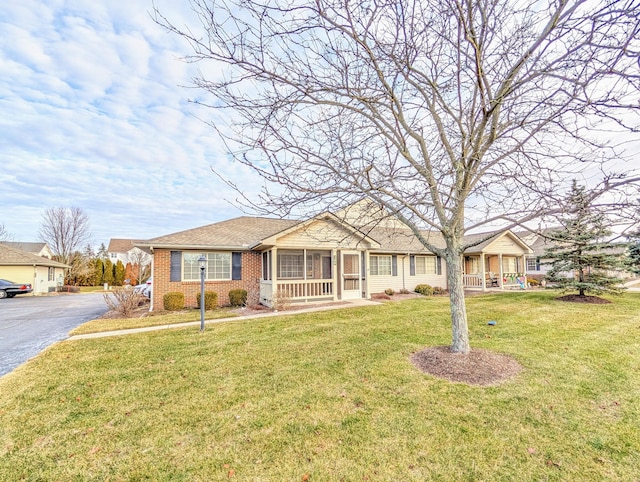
left=198, top=254, right=206, bottom=332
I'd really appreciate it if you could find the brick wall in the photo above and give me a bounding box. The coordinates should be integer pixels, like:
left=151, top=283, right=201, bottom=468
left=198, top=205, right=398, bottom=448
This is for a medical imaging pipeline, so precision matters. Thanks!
left=152, top=249, right=262, bottom=311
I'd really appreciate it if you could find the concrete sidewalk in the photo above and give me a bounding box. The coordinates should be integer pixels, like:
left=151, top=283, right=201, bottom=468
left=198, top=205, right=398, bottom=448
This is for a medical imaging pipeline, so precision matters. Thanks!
left=68, top=298, right=381, bottom=340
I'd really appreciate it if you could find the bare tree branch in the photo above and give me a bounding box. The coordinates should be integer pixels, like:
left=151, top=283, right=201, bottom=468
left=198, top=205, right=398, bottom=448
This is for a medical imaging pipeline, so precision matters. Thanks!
left=38, top=207, right=92, bottom=268
left=155, top=0, right=640, bottom=352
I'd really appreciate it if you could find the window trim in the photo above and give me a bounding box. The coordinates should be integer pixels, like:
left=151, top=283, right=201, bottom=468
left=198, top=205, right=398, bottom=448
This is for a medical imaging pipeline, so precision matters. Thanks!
left=277, top=251, right=305, bottom=279
left=182, top=252, right=232, bottom=281
left=370, top=255, right=392, bottom=276
left=415, top=255, right=437, bottom=275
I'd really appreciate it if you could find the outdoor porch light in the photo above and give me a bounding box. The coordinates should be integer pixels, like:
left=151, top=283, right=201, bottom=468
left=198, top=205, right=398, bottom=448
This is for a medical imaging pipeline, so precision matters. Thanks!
left=198, top=254, right=206, bottom=332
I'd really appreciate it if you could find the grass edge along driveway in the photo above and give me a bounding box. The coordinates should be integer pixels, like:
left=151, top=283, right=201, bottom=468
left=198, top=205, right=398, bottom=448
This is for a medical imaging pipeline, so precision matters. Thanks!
left=1, top=291, right=639, bottom=481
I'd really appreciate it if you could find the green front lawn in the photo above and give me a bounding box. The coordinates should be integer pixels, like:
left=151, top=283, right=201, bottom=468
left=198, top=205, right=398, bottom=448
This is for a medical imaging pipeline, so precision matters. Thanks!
left=70, top=308, right=240, bottom=335
left=1, top=291, right=639, bottom=480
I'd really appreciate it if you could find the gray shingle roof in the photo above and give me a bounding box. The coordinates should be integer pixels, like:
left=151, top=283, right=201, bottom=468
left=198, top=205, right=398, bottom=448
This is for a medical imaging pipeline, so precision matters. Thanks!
left=138, top=217, right=301, bottom=249
left=136, top=213, right=530, bottom=255
left=2, top=242, right=47, bottom=254
left=364, top=226, right=446, bottom=253
left=107, top=239, right=142, bottom=253
left=0, top=244, right=69, bottom=268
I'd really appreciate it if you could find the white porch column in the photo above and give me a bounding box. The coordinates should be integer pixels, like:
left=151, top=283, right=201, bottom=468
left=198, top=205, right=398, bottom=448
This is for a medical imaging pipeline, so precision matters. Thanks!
left=331, top=248, right=338, bottom=301
left=363, top=251, right=369, bottom=300
left=521, top=254, right=528, bottom=289
left=481, top=253, right=487, bottom=292
left=498, top=253, right=504, bottom=289
left=271, top=248, right=278, bottom=299
left=303, top=248, right=307, bottom=298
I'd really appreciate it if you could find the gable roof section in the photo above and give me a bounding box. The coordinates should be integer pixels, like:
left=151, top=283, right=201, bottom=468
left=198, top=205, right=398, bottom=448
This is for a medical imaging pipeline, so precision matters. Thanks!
left=137, top=216, right=300, bottom=250
left=464, top=230, right=532, bottom=254
left=0, top=244, right=69, bottom=268
left=253, top=213, right=382, bottom=250
left=107, top=238, right=144, bottom=253
left=2, top=242, right=48, bottom=254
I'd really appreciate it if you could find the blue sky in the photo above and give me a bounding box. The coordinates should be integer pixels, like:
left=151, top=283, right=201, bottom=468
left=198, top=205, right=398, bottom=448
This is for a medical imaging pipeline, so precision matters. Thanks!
left=0, top=0, right=259, bottom=247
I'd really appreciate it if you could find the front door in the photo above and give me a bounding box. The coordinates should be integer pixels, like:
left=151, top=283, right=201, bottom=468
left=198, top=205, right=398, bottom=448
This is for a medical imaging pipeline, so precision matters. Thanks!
left=341, top=251, right=361, bottom=300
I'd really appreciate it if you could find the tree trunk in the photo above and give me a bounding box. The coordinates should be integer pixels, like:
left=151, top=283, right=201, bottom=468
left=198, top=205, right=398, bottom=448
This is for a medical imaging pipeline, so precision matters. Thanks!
left=446, top=251, right=470, bottom=353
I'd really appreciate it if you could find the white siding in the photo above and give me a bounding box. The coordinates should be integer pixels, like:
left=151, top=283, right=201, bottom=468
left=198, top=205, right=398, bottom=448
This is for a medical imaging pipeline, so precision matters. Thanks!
left=334, top=200, right=408, bottom=230
left=485, top=235, right=528, bottom=255
left=277, top=219, right=369, bottom=249
left=366, top=254, right=447, bottom=294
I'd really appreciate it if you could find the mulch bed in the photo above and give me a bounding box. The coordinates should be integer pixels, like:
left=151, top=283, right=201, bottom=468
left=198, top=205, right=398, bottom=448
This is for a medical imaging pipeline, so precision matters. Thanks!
left=555, top=294, right=611, bottom=304
left=411, top=346, right=523, bottom=387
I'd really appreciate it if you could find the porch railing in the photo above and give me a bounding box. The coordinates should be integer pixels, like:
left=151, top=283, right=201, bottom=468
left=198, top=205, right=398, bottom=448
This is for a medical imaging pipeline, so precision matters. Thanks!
left=463, top=273, right=527, bottom=289
left=276, top=280, right=334, bottom=299
left=463, top=274, right=482, bottom=288
left=503, top=273, right=526, bottom=288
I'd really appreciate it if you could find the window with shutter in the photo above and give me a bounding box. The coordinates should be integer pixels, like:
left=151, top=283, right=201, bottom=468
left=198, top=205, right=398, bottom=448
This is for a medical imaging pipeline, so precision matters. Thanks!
left=170, top=251, right=182, bottom=281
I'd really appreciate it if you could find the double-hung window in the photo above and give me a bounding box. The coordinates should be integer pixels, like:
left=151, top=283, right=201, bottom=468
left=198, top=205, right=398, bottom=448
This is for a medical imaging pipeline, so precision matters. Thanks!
left=183, top=252, right=231, bottom=281
left=415, top=256, right=437, bottom=275
left=370, top=255, right=392, bottom=276
left=278, top=251, right=304, bottom=279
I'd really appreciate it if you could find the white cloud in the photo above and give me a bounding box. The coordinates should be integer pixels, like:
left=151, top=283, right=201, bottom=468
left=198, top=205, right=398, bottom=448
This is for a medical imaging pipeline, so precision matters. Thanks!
left=0, top=0, right=265, bottom=246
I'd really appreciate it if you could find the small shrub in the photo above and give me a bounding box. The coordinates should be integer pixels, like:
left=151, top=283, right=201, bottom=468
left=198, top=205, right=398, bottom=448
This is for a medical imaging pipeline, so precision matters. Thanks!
left=163, top=292, right=185, bottom=311
left=527, top=278, right=540, bottom=286
left=103, top=287, right=148, bottom=317
left=398, top=288, right=410, bottom=294
left=229, top=289, right=248, bottom=306
left=384, top=288, right=395, bottom=296
left=272, top=288, right=292, bottom=311
left=415, top=284, right=434, bottom=296
left=432, top=286, right=447, bottom=295
left=245, top=281, right=261, bottom=308
left=197, top=291, right=218, bottom=310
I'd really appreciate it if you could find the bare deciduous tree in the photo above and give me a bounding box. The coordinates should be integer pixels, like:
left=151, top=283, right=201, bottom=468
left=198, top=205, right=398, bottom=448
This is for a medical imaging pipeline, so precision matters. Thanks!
left=156, top=0, right=640, bottom=353
left=128, top=248, right=152, bottom=285
left=39, top=207, right=92, bottom=269
left=0, top=223, right=12, bottom=242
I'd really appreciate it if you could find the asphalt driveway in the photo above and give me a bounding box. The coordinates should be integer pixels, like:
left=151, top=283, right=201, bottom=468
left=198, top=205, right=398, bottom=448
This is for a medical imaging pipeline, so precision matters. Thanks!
left=0, top=293, right=108, bottom=377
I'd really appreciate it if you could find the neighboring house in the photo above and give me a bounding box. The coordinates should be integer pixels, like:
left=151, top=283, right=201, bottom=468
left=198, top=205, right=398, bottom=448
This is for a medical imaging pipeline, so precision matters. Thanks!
left=137, top=203, right=533, bottom=311
left=2, top=242, right=54, bottom=259
left=517, top=230, right=636, bottom=281
left=516, top=229, right=556, bottom=278
left=0, top=244, right=69, bottom=294
left=107, top=238, right=152, bottom=278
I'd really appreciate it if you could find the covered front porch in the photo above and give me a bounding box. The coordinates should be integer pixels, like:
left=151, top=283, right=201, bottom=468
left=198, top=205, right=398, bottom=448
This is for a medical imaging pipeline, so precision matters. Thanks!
left=259, top=248, right=366, bottom=306
left=462, top=253, right=528, bottom=290
left=460, top=230, right=533, bottom=291
left=254, top=213, right=379, bottom=307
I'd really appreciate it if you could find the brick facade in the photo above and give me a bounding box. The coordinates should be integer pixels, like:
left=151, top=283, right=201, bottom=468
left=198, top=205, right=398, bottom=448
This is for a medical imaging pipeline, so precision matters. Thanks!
left=152, top=249, right=262, bottom=311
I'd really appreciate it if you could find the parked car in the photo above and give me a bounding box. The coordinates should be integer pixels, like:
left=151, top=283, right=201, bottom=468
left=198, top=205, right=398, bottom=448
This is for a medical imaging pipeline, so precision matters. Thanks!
left=0, top=279, right=33, bottom=299
left=134, top=279, right=152, bottom=298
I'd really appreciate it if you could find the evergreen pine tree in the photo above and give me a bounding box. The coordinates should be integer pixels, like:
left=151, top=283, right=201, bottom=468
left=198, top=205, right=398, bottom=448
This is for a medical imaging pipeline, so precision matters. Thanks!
left=103, top=259, right=115, bottom=285
left=83, top=244, right=95, bottom=259
left=626, top=232, right=640, bottom=276
left=94, top=258, right=104, bottom=286
left=114, top=260, right=126, bottom=286
left=97, top=243, right=108, bottom=259
left=544, top=181, right=626, bottom=297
